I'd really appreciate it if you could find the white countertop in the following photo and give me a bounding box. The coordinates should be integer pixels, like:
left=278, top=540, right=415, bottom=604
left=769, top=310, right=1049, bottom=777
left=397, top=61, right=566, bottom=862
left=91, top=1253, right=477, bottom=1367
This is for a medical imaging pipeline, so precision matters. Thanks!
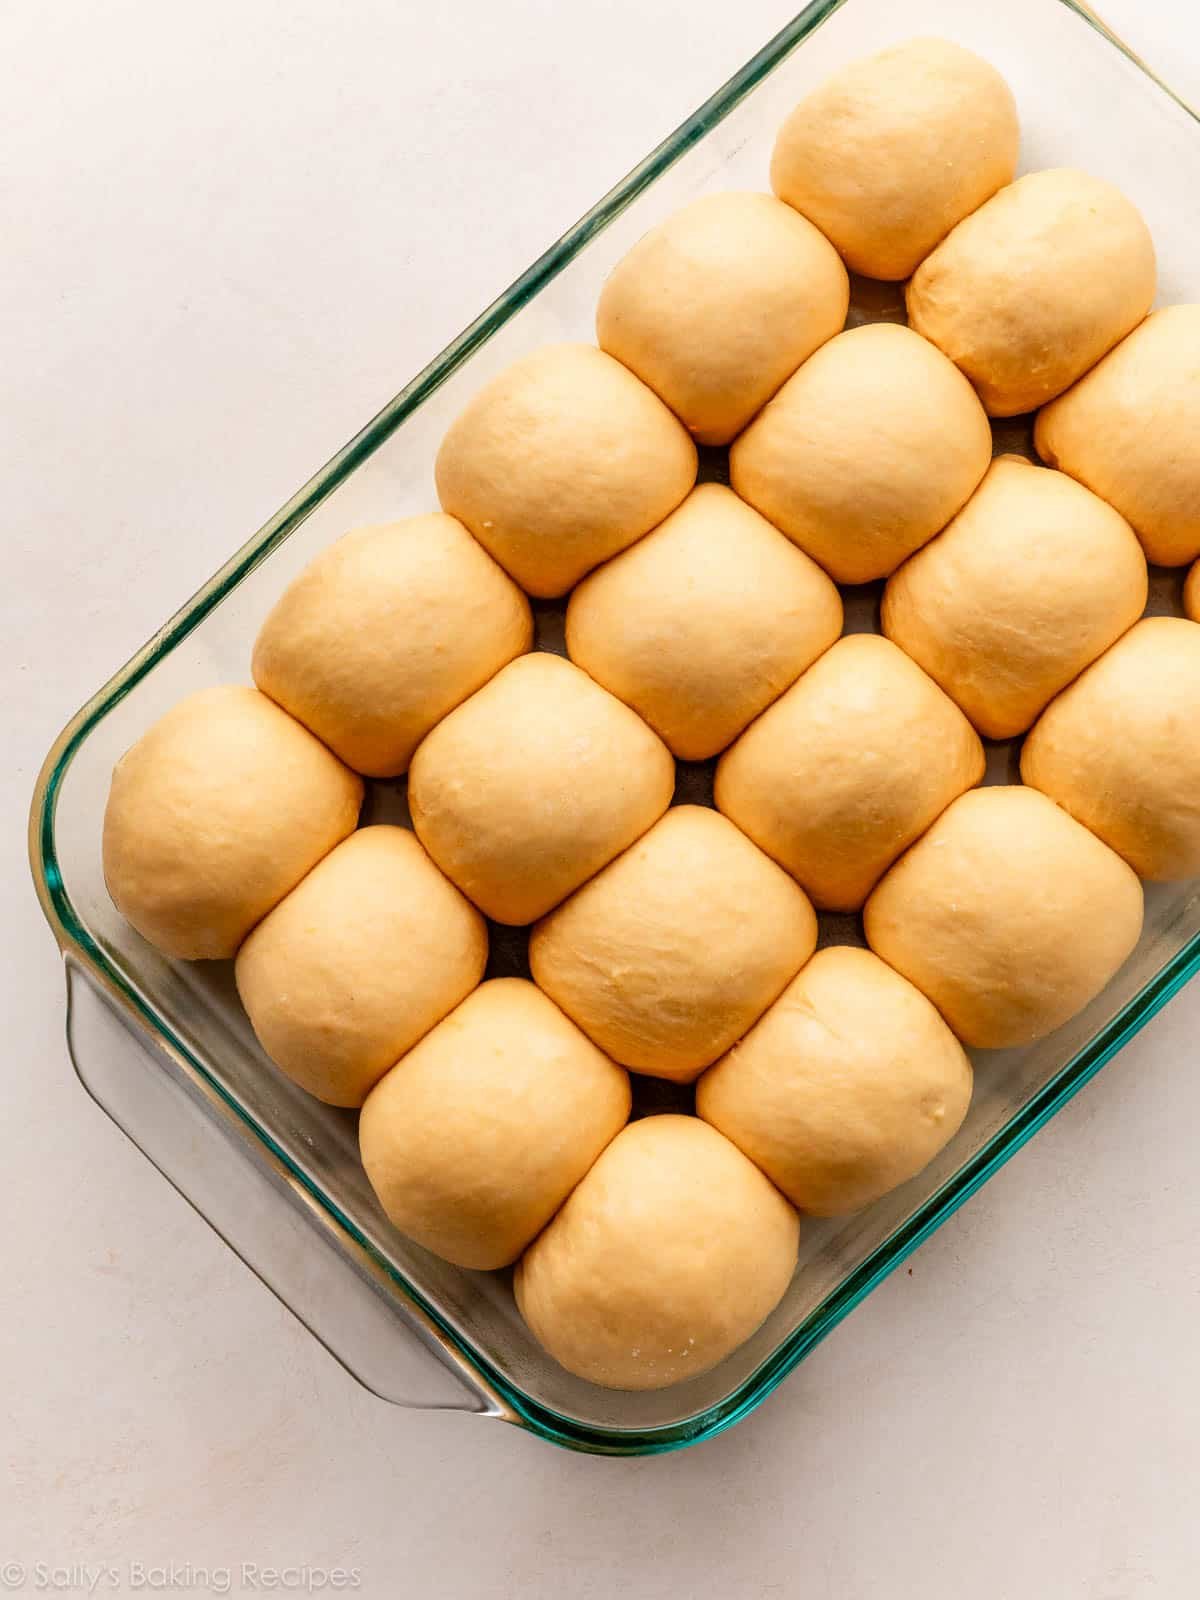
left=5, top=2, right=1199, bottom=1593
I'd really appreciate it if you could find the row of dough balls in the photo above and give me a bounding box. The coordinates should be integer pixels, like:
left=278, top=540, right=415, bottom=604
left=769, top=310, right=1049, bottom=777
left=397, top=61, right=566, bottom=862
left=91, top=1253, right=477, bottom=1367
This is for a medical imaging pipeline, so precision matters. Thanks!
left=101, top=35, right=1200, bottom=1392
left=105, top=559, right=1200, bottom=1051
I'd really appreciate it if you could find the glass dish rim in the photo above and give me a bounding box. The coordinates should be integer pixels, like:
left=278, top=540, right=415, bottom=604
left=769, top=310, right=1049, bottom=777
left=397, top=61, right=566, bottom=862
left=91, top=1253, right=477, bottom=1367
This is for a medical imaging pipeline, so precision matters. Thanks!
left=28, top=0, right=1200, bottom=1456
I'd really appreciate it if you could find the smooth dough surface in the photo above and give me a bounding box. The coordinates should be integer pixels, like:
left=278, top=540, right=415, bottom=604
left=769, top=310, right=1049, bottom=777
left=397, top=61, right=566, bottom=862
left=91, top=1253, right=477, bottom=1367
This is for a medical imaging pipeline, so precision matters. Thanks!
left=235, top=827, right=487, bottom=1107
left=715, top=634, right=983, bottom=912
left=408, top=652, right=674, bottom=925
left=908, top=168, right=1156, bottom=416
left=883, top=456, right=1148, bottom=738
left=251, top=515, right=532, bottom=777
left=770, top=37, right=1019, bottom=281
left=530, top=805, right=817, bottom=1082
left=434, top=343, right=697, bottom=596
left=360, top=980, right=630, bottom=1270
left=697, top=947, right=972, bottom=1215
left=595, top=191, right=849, bottom=445
left=514, top=1115, right=799, bottom=1390
left=864, top=786, right=1143, bottom=1049
left=1186, top=560, right=1200, bottom=621
left=566, top=484, right=843, bottom=760
left=102, top=685, right=362, bottom=961
left=729, top=323, right=991, bottom=583
left=1021, top=617, right=1200, bottom=881
left=1035, top=305, right=1200, bottom=567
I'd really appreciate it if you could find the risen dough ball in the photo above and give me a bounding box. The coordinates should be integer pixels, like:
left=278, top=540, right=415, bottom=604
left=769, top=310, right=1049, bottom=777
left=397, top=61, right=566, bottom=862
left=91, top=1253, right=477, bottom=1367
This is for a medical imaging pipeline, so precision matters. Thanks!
left=566, top=484, right=842, bottom=760
left=514, top=1115, right=798, bottom=1390
left=729, top=323, right=991, bottom=583
left=235, top=827, right=487, bottom=1107
left=864, top=787, right=1143, bottom=1049
left=595, top=191, right=849, bottom=445
left=103, top=686, right=361, bottom=961
left=409, top=653, right=674, bottom=925
left=1186, top=561, right=1200, bottom=621
left=770, top=37, right=1019, bottom=281
left=715, top=635, right=983, bottom=912
left=434, top=343, right=697, bottom=597
left=251, top=515, right=531, bottom=777
left=883, top=457, right=1148, bottom=738
left=360, top=980, right=630, bottom=1270
left=1021, top=618, right=1200, bottom=881
left=530, top=806, right=817, bottom=1082
left=698, top=947, right=972, bottom=1215
left=1035, top=305, right=1200, bottom=567
left=908, top=168, right=1156, bottom=416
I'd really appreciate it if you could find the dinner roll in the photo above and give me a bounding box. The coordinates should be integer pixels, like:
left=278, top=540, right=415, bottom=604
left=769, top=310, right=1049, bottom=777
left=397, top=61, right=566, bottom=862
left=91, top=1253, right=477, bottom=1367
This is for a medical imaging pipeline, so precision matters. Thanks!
left=1021, top=617, right=1200, bottom=881
left=530, top=806, right=817, bottom=1082
left=864, top=787, right=1143, bottom=1049
left=715, top=635, right=983, bottom=912
left=697, top=947, right=972, bottom=1215
left=235, top=828, right=487, bottom=1107
left=434, top=343, right=697, bottom=596
left=103, top=686, right=361, bottom=961
left=770, top=37, right=1019, bottom=281
left=595, top=191, right=849, bottom=445
left=1186, top=560, right=1200, bottom=621
left=360, top=980, right=630, bottom=1270
left=408, top=653, right=674, bottom=925
left=883, top=457, right=1148, bottom=738
left=1035, top=305, right=1200, bottom=567
left=566, top=484, right=842, bottom=760
left=729, top=323, right=991, bottom=583
left=251, top=515, right=531, bottom=777
left=908, top=168, right=1156, bottom=416
left=514, top=1115, right=798, bottom=1390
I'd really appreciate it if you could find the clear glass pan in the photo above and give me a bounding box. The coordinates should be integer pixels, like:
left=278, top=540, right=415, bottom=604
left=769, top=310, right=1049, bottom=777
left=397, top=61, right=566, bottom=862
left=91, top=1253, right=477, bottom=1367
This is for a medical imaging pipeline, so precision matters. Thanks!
left=30, top=0, right=1200, bottom=1455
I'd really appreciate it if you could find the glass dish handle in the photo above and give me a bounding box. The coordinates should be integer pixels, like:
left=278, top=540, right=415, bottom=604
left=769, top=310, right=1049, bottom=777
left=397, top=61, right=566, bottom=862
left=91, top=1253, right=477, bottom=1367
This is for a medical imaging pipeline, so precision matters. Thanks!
left=64, top=958, right=497, bottom=1417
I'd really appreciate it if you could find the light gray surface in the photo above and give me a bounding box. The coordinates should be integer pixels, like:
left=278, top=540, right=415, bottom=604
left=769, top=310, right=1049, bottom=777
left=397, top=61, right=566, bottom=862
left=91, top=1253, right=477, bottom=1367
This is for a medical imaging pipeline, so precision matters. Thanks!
left=4, top=1, right=1198, bottom=1593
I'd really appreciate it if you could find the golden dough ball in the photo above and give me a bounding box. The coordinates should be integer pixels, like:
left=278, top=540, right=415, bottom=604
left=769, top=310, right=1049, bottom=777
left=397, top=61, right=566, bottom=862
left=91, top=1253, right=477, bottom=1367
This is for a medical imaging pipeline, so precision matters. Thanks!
left=565, top=484, right=843, bottom=760
left=770, top=37, right=1019, bottom=281
left=729, top=323, right=991, bottom=583
left=864, top=787, right=1143, bottom=1049
left=1021, top=617, right=1200, bottom=881
left=595, top=191, right=849, bottom=445
left=715, top=634, right=984, bottom=912
left=697, top=947, right=973, bottom=1215
left=907, top=168, right=1156, bottom=417
left=103, top=686, right=361, bottom=961
left=1035, top=305, right=1200, bottom=567
left=529, top=805, right=817, bottom=1083
left=1186, top=560, right=1200, bottom=621
left=360, top=980, right=630, bottom=1271
left=883, top=456, right=1148, bottom=739
left=251, top=515, right=532, bottom=778
left=408, top=652, right=674, bottom=925
left=235, top=827, right=487, bottom=1108
left=434, top=343, right=697, bottom=597
left=514, top=1115, right=798, bottom=1390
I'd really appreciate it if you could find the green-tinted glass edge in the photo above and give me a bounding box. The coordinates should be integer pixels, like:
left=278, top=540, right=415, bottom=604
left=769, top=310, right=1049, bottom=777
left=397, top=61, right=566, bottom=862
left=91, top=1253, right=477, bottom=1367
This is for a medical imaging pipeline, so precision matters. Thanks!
left=28, top=0, right=1200, bottom=1456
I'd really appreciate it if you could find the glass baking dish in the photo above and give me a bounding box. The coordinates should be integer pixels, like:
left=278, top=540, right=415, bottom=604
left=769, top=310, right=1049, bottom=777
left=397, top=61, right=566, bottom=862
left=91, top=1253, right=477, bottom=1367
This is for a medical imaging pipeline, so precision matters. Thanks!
left=29, top=0, right=1200, bottom=1456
